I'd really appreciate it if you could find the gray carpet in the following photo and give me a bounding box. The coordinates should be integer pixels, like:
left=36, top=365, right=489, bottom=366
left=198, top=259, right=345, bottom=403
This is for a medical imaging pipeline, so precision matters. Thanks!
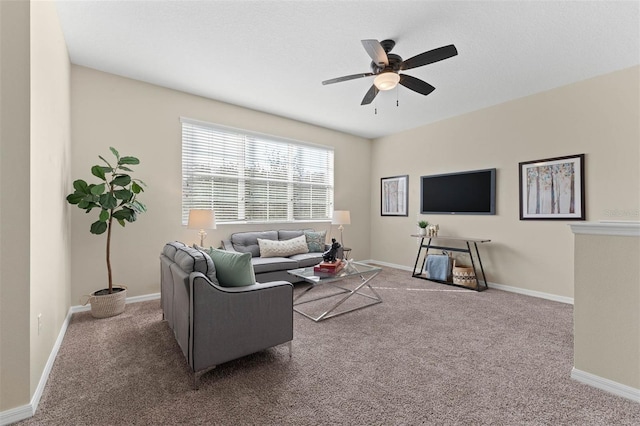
left=19, top=267, right=640, bottom=425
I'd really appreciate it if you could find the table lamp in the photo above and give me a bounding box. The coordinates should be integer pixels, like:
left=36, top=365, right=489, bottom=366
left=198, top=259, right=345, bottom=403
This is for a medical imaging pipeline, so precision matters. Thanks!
left=188, top=209, right=217, bottom=247
left=332, top=210, right=351, bottom=249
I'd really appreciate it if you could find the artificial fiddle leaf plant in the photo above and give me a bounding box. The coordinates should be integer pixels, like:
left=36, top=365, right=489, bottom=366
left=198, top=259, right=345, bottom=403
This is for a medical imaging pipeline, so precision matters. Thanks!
left=66, top=147, right=147, bottom=294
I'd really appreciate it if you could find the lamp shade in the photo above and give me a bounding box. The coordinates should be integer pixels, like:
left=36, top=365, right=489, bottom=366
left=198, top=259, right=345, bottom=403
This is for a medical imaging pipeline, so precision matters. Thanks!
left=332, top=210, right=351, bottom=225
left=187, top=209, right=217, bottom=230
left=373, top=72, right=400, bottom=91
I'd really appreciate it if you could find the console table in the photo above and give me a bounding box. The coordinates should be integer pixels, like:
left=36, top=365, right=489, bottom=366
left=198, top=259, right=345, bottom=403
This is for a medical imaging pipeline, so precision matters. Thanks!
left=411, top=235, right=490, bottom=291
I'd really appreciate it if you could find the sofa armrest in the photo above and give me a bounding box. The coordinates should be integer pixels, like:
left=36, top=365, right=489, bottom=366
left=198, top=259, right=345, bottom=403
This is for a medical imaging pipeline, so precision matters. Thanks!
left=217, top=280, right=293, bottom=293
left=189, top=272, right=293, bottom=372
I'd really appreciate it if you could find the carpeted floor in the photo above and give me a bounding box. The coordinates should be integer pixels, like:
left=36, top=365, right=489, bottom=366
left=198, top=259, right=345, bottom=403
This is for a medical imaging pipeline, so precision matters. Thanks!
left=19, top=267, right=640, bottom=425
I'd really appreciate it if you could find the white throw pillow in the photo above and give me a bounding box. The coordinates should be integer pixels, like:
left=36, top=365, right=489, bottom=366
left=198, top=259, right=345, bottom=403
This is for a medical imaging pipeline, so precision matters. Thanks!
left=258, top=235, right=309, bottom=258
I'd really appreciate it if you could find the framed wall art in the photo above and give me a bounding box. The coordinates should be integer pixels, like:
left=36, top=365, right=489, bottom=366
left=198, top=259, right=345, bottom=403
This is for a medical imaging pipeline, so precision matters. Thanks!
left=519, top=154, right=585, bottom=220
left=381, top=175, right=408, bottom=216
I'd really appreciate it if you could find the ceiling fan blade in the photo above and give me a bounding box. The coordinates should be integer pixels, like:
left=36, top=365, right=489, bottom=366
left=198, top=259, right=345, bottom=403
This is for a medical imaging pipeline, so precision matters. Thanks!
left=401, top=44, right=458, bottom=70
left=361, top=39, right=388, bottom=67
left=322, top=73, right=374, bottom=85
left=399, top=74, right=436, bottom=96
left=361, top=85, right=379, bottom=105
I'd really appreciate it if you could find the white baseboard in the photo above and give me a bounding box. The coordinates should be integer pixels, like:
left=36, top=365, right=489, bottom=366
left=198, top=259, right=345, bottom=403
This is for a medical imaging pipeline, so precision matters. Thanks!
left=571, top=368, right=640, bottom=402
left=487, top=282, right=573, bottom=305
left=0, top=293, right=160, bottom=425
left=366, top=259, right=574, bottom=305
left=0, top=307, right=72, bottom=426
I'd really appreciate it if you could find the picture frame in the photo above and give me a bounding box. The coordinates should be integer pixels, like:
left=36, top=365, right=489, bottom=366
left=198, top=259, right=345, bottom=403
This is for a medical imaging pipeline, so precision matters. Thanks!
left=381, top=175, right=409, bottom=216
left=519, top=154, right=585, bottom=220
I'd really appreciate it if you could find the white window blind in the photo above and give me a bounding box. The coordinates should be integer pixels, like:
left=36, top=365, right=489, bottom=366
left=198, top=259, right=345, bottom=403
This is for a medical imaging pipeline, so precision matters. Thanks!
left=181, top=118, right=334, bottom=224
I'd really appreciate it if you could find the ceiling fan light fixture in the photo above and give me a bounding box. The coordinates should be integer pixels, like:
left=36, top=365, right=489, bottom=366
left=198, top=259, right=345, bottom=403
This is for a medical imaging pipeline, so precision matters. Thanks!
left=374, top=72, right=400, bottom=91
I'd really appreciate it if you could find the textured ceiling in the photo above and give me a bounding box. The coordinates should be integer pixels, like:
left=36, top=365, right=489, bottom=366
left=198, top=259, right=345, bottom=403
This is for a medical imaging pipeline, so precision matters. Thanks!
left=55, top=1, right=639, bottom=139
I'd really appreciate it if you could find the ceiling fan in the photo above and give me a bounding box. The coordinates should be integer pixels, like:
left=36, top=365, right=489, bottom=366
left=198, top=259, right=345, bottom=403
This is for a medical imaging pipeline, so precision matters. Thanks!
left=322, top=39, right=458, bottom=105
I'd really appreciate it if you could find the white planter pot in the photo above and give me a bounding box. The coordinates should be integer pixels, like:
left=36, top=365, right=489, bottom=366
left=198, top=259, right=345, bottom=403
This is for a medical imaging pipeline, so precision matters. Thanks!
left=86, top=286, right=127, bottom=319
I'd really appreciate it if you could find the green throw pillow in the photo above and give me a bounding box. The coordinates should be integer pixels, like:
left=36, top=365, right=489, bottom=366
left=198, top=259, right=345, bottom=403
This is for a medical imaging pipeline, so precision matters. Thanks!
left=207, top=248, right=256, bottom=287
left=304, top=230, right=327, bottom=252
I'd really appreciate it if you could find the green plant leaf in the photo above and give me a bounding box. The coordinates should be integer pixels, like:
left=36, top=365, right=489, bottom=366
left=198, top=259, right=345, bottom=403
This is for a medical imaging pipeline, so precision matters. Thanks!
left=127, top=209, right=137, bottom=223
left=90, top=183, right=105, bottom=195
left=66, top=193, right=84, bottom=204
left=119, top=156, right=139, bottom=165
left=117, top=218, right=126, bottom=227
left=114, top=189, right=132, bottom=201
left=78, top=200, right=91, bottom=209
left=98, top=155, right=113, bottom=169
left=109, top=147, right=120, bottom=159
left=99, top=193, right=117, bottom=209
left=90, top=220, right=108, bottom=235
left=111, top=175, right=131, bottom=187
left=131, top=200, right=147, bottom=213
left=131, top=182, right=142, bottom=194
left=99, top=209, right=109, bottom=222
left=91, top=165, right=106, bottom=181
left=112, top=208, right=132, bottom=221
left=119, top=166, right=133, bottom=172
left=73, top=179, right=89, bottom=194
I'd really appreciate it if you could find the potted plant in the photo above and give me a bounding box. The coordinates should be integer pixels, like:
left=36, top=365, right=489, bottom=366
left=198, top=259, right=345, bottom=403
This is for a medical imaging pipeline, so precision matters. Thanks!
left=417, top=220, right=429, bottom=236
left=66, top=147, right=147, bottom=318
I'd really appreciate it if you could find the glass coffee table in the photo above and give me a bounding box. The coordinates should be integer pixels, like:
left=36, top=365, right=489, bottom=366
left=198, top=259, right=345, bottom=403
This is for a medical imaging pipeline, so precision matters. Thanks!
left=287, top=261, right=383, bottom=322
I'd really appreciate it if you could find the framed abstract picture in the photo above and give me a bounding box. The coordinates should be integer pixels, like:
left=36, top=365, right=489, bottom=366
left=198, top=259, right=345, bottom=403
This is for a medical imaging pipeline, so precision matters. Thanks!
left=381, top=175, right=408, bottom=216
left=519, top=154, right=585, bottom=220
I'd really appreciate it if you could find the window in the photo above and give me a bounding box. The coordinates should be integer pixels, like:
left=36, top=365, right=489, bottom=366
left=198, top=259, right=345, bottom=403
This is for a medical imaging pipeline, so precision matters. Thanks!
left=181, top=118, right=334, bottom=225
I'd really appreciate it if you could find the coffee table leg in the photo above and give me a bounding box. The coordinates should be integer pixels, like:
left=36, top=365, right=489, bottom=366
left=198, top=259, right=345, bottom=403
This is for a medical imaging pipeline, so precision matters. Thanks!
left=295, top=270, right=382, bottom=322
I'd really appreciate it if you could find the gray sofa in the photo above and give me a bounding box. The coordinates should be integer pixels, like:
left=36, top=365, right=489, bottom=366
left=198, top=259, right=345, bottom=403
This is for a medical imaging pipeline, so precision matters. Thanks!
left=221, top=229, right=342, bottom=283
left=160, top=242, right=293, bottom=388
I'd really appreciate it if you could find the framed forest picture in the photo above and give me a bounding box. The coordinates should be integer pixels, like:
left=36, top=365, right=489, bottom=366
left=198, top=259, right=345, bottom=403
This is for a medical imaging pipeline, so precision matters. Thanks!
left=381, top=175, right=408, bottom=216
left=519, top=154, right=585, bottom=220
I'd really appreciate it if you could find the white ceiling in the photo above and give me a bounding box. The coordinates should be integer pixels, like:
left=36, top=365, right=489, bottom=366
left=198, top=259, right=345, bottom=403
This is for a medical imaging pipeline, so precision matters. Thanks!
left=54, top=1, right=639, bottom=140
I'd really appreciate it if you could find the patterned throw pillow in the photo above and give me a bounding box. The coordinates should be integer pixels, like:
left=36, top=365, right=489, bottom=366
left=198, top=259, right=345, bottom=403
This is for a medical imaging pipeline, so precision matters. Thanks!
left=304, top=230, right=327, bottom=252
left=257, top=235, right=309, bottom=258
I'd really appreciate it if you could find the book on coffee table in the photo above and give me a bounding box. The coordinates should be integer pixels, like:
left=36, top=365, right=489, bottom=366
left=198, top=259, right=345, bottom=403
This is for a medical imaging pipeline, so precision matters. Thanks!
left=313, top=260, right=345, bottom=274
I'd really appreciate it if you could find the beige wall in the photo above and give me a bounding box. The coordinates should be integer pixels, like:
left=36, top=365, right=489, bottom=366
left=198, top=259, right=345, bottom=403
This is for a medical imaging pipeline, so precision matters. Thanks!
left=370, top=66, right=640, bottom=299
left=573, top=227, right=639, bottom=390
left=70, top=66, right=371, bottom=302
left=29, top=0, right=71, bottom=395
left=0, top=0, right=71, bottom=413
left=0, top=0, right=32, bottom=411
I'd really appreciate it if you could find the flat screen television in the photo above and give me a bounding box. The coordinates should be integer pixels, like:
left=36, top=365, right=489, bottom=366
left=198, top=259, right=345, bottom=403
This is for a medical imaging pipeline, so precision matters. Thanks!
left=420, top=168, right=496, bottom=215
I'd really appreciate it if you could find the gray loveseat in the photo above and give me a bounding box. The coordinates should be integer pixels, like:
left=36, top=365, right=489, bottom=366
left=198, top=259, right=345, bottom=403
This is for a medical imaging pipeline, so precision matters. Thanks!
left=221, top=229, right=342, bottom=283
left=160, top=242, right=293, bottom=388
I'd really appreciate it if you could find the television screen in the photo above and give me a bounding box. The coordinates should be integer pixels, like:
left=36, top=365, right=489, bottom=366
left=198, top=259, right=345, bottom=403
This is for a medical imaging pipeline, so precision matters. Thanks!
left=420, top=168, right=496, bottom=215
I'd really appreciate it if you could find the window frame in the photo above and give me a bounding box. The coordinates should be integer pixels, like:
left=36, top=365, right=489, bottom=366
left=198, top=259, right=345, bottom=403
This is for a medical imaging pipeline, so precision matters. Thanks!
left=181, top=117, right=335, bottom=225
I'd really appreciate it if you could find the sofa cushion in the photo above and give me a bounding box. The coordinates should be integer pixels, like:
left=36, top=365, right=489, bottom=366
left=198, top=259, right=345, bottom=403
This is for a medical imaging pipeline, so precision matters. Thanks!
left=174, top=245, right=218, bottom=284
left=162, top=241, right=186, bottom=261
left=278, top=229, right=311, bottom=240
left=207, top=248, right=256, bottom=287
left=251, top=257, right=299, bottom=274
left=304, top=230, right=327, bottom=252
left=289, top=252, right=325, bottom=268
left=258, top=235, right=309, bottom=258
left=230, top=231, right=278, bottom=257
